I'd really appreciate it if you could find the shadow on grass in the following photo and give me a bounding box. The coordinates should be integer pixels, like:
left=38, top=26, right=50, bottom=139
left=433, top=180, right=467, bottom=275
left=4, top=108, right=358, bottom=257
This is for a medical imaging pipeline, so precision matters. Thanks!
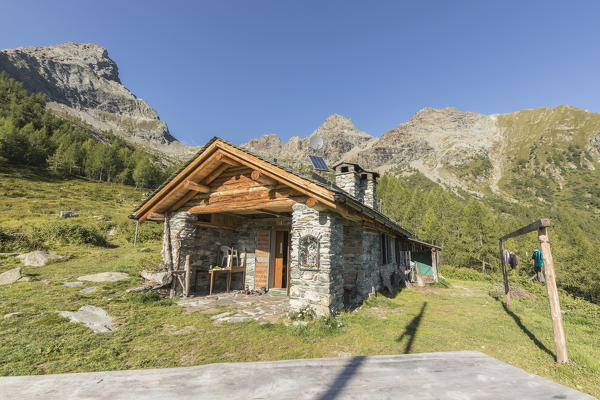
left=396, top=302, right=427, bottom=354
left=497, top=299, right=555, bottom=359
left=379, top=284, right=405, bottom=299
left=317, top=356, right=366, bottom=400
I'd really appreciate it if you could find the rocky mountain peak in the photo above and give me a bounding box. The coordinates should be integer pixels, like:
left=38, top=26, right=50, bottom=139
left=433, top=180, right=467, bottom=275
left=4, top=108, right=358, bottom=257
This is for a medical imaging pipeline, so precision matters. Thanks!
left=242, top=133, right=284, bottom=157
left=5, top=42, right=120, bottom=83
left=0, top=42, right=191, bottom=157
left=319, top=113, right=356, bottom=131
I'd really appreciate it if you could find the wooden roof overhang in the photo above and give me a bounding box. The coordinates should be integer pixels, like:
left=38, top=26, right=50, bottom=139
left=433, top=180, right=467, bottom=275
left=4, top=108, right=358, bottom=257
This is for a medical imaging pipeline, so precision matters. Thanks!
left=129, top=138, right=413, bottom=239
left=407, top=237, right=442, bottom=251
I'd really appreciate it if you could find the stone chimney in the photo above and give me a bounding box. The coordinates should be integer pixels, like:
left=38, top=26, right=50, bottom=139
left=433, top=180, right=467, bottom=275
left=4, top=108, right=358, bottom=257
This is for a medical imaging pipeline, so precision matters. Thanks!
left=333, top=162, right=379, bottom=210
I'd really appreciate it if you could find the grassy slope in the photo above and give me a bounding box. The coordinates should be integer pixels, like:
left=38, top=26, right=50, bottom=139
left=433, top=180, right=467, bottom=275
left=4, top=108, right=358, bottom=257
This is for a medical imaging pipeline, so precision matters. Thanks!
left=497, top=106, right=600, bottom=207
left=0, top=170, right=599, bottom=397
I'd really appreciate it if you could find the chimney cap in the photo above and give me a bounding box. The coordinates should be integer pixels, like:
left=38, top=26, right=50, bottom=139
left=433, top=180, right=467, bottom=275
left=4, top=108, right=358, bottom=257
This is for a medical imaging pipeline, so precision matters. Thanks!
left=332, top=161, right=363, bottom=173
left=333, top=162, right=379, bottom=178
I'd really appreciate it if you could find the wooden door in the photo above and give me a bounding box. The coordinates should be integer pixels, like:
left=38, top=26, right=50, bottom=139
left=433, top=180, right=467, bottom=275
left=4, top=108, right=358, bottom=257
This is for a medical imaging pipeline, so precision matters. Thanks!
left=273, top=231, right=288, bottom=288
left=255, top=231, right=270, bottom=289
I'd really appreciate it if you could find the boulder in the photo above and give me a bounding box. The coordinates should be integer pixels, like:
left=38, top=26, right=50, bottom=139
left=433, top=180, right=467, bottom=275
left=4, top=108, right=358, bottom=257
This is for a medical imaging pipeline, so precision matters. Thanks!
left=78, top=272, right=130, bottom=282
left=0, top=268, right=21, bottom=285
left=64, top=281, right=84, bottom=287
left=58, top=305, right=113, bottom=333
left=59, top=211, right=78, bottom=218
left=17, top=251, right=65, bottom=267
left=141, top=270, right=171, bottom=287
left=106, top=226, right=117, bottom=238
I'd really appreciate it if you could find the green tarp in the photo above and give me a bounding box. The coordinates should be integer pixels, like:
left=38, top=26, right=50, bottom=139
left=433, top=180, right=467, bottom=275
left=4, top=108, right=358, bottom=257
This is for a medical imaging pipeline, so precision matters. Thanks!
left=415, top=262, right=434, bottom=276
left=412, top=251, right=434, bottom=276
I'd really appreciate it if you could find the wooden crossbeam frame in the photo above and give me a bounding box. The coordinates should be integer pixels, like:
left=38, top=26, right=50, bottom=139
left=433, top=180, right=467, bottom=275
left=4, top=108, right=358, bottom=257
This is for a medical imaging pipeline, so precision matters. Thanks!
left=498, top=218, right=568, bottom=363
left=499, top=218, right=550, bottom=241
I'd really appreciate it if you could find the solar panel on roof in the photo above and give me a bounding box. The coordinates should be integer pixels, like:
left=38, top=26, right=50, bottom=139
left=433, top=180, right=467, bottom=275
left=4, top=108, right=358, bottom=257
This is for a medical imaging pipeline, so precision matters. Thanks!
left=308, top=155, right=329, bottom=171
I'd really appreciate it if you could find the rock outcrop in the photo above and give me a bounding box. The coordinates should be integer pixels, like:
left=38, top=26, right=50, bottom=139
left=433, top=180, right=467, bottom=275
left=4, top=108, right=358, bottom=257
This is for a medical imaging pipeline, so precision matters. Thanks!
left=243, top=114, right=376, bottom=164
left=17, top=251, right=65, bottom=266
left=0, top=42, right=190, bottom=156
left=58, top=305, right=113, bottom=333
left=242, top=106, right=600, bottom=196
left=0, top=268, right=22, bottom=285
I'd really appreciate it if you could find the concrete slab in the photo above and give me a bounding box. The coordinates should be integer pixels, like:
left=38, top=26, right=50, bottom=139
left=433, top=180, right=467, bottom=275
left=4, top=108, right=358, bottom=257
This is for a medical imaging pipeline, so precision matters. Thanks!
left=0, top=352, right=594, bottom=400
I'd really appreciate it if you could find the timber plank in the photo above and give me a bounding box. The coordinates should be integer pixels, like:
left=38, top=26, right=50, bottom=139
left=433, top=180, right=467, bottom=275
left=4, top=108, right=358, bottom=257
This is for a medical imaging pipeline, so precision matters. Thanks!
left=499, top=219, right=551, bottom=240
left=187, top=198, right=297, bottom=214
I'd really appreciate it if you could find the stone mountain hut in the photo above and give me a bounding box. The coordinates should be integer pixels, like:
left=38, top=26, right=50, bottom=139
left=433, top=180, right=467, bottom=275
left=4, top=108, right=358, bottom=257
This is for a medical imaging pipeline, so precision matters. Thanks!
left=130, top=137, right=441, bottom=316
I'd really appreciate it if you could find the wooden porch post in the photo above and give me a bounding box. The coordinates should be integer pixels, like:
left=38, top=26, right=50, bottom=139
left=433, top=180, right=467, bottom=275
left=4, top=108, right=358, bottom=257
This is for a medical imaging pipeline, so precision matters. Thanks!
left=498, top=239, right=511, bottom=307
left=538, top=227, right=568, bottom=363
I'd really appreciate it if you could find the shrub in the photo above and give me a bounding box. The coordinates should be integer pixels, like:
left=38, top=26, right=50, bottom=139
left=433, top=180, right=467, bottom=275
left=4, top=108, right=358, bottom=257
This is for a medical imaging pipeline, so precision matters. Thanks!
left=288, top=315, right=343, bottom=338
left=119, top=220, right=163, bottom=244
left=34, top=222, right=108, bottom=247
left=289, top=305, right=317, bottom=321
left=0, top=227, right=44, bottom=252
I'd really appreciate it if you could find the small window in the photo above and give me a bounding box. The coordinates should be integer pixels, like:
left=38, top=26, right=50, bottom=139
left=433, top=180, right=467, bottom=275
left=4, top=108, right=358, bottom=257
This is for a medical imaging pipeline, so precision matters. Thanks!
left=299, top=235, right=320, bottom=270
left=341, top=166, right=349, bottom=173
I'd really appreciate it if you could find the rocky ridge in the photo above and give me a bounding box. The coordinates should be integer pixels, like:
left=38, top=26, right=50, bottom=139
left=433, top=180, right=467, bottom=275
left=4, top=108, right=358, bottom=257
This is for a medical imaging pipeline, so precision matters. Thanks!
left=243, top=114, right=376, bottom=164
left=0, top=42, right=191, bottom=156
left=243, top=106, right=600, bottom=196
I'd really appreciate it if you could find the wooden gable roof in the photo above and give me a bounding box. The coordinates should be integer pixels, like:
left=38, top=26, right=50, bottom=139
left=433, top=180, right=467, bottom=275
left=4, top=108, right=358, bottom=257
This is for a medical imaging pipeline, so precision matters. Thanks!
left=130, top=137, right=413, bottom=238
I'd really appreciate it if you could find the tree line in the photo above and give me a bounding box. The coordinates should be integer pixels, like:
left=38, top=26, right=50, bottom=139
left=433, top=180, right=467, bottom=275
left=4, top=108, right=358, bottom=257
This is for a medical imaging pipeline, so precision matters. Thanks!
left=377, top=173, right=600, bottom=304
left=0, top=71, right=175, bottom=188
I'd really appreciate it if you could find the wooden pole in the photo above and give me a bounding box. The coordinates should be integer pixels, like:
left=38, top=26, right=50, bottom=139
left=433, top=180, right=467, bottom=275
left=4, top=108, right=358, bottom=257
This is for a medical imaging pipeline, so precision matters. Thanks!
left=538, top=227, right=568, bottom=363
left=184, top=255, right=191, bottom=297
left=498, top=239, right=511, bottom=307
left=432, top=249, right=439, bottom=282
left=133, top=220, right=139, bottom=247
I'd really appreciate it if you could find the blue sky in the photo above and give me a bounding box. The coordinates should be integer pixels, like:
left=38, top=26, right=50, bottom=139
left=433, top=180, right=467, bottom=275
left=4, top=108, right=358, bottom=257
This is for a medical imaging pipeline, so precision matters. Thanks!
left=1, top=1, right=599, bottom=146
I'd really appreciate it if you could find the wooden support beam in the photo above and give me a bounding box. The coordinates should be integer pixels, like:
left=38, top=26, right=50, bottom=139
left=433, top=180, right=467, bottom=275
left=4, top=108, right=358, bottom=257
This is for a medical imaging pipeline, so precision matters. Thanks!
left=184, top=255, right=191, bottom=297
left=185, top=186, right=299, bottom=207
left=215, top=152, right=240, bottom=166
left=148, top=212, right=165, bottom=220
left=538, top=226, right=568, bottom=363
left=204, top=163, right=230, bottom=185
left=256, top=209, right=288, bottom=217
left=499, top=219, right=550, bottom=241
left=188, top=198, right=297, bottom=214
left=169, top=191, right=198, bottom=212
left=196, top=222, right=239, bottom=231
left=306, top=197, right=317, bottom=208
left=183, top=180, right=211, bottom=193
left=498, top=239, right=511, bottom=307
left=251, top=170, right=278, bottom=186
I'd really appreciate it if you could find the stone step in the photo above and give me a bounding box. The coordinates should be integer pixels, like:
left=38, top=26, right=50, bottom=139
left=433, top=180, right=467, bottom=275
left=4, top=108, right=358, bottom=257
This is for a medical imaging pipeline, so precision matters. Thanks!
left=268, top=288, right=288, bottom=297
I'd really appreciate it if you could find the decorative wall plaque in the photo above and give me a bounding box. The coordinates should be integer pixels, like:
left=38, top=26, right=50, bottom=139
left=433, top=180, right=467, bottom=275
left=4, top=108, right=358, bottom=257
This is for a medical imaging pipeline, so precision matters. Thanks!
left=299, top=235, right=319, bottom=270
